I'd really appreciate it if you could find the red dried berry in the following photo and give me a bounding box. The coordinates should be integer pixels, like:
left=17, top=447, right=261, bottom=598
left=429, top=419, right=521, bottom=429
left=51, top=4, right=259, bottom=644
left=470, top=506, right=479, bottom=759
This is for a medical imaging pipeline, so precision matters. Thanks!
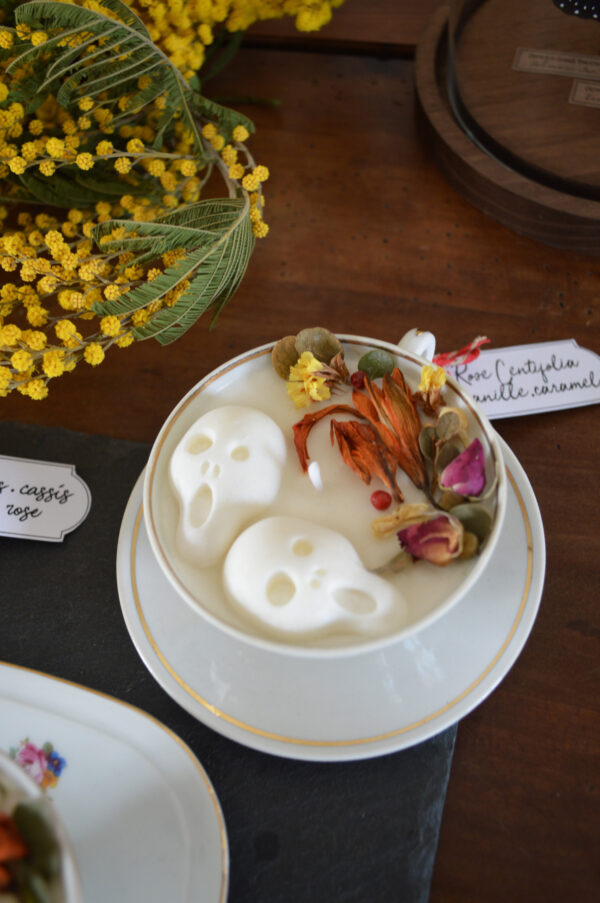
left=370, top=490, right=392, bottom=511
left=350, top=370, right=365, bottom=389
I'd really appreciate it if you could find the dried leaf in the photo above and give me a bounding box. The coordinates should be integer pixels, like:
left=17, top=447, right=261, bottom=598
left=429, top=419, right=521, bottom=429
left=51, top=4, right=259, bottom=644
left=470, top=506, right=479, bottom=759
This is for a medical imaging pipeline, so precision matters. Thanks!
left=292, top=403, right=360, bottom=471
left=272, top=335, right=299, bottom=379
left=438, top=489, right=465, bottom=510
left=371, top=502, right=432, bottom=538
left=313, top=358, right=349, bottom=391
left=457, top=531, right=479, bottom=559
left=375, top=369, right=428, bottom=489
left=356, top=349, right=395, bottom=380
left=292, top=359, right=429, bottom=501
left=353, top=385, right=412, bottom=469
left=435, top=441, right=462, bottom=473
left=328, top=351, right=350, bottom=383
left=436, top=410, right=461, bottom=441
left=436, top=406, right=469, bottom=446
left=414, top=389, right=445, bottom=417
left=295, top=327, right=342, bottom=364
left=352, top=387, right=380, bottom=423
left=418, top=425, right=436, bottom=460
left=450, top=503, right=492, bottom=544
left=13, top=801, right=60, bottom=878
left=330, top=419, right=403, bottom=501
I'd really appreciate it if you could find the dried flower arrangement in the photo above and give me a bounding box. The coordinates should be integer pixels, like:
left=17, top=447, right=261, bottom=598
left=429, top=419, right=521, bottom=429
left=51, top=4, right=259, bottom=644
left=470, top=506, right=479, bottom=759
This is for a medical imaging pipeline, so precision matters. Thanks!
left=272, top=327, right=496, bottom=568
left=0, top=0, right=344, bottom=399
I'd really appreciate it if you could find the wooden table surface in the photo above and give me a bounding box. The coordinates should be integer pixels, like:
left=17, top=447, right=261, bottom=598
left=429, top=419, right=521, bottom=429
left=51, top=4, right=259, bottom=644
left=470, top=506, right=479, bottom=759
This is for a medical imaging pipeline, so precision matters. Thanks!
left=2, top=2, right=598, bottom=901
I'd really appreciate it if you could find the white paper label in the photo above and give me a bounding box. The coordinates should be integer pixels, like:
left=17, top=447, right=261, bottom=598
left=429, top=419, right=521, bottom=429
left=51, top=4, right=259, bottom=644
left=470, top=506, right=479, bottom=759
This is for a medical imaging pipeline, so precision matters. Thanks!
left=569, top=79, right=600, bottom=108
left=513, top=47, right=600, bottom=80
left=448, top=340, right=600, bottom=420
left=0, top=456, right=91, bottom=541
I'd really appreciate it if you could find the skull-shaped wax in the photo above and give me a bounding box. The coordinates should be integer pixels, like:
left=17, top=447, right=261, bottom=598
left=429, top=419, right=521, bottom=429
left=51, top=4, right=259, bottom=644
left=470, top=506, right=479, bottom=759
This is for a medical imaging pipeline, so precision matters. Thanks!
left=224, top=516, right=407, bottom=639
left=170, top=405, right=287, bottom=565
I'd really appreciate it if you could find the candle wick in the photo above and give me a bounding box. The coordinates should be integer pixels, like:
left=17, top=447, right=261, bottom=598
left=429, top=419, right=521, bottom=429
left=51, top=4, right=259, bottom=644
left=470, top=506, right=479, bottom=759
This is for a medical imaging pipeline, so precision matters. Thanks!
left=308, top=461, right=324, bottom=491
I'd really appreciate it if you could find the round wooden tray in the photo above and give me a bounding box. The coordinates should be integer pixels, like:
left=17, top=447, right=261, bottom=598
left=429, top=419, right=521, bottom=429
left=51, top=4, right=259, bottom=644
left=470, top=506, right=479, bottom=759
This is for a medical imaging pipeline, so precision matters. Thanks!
left=414, top=5, right=600, bottom=255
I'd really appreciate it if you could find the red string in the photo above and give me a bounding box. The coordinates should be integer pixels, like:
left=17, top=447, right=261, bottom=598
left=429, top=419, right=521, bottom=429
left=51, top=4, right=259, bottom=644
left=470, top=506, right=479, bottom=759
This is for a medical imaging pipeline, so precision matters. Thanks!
left=433, top=336, right=490, bottom=369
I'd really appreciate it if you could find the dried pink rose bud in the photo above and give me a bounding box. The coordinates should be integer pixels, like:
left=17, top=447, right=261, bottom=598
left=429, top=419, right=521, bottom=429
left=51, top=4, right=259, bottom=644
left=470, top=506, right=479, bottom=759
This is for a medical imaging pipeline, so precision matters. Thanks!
left=397, top=514, right=462, bottom=566
left=439, top=438, right=486, bottom=497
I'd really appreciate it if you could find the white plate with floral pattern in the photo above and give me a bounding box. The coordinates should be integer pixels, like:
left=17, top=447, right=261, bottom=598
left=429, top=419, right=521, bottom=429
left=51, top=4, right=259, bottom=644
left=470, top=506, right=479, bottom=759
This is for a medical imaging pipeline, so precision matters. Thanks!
left=0, top=663, right=228, bottom=903
left=116, top=438, right=545, bottom=762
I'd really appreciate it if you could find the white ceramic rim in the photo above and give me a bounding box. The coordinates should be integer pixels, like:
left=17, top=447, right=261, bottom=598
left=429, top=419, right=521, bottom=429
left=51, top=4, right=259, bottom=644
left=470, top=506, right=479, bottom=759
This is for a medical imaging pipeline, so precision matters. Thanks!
left=0, top=749, right=83, bottom=903
left=1, top=663, right=229, bottom=903
left=143, top=335, right=507, bottom=659
left=121, top=442, right=544, bottom=761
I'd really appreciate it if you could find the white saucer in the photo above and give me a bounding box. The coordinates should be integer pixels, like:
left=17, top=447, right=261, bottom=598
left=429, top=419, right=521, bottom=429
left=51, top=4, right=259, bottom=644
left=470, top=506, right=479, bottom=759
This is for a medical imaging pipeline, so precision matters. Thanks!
left=0, top=662, right=228, bottom=903
left=116, top=439, right=545, bottom=762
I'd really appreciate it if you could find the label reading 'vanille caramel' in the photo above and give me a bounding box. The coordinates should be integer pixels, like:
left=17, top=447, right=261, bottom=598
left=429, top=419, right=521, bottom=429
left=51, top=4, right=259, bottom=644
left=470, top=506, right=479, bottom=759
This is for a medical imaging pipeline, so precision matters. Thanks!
left=448, top=340, right=600, bottom=420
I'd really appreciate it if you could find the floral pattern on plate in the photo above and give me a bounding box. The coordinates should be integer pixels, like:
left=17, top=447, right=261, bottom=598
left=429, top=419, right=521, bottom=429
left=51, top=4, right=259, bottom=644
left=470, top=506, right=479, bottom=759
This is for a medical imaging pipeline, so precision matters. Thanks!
left=9, top=740, right=66, bottom=791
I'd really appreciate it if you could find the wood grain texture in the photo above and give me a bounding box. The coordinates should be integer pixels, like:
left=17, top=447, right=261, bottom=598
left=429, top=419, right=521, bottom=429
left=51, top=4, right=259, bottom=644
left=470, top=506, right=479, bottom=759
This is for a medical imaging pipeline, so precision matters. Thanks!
left=415, top=6, right=600, bottom=254
left=1, top=8, right=599, bottom=902
left=245, top=0, right=441, bottom=53
left=450, top=0, right=600, bottom=191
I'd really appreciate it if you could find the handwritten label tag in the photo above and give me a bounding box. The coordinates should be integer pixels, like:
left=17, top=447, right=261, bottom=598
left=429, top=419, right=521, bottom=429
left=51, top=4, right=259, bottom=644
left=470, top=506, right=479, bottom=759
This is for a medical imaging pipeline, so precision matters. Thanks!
left=448, top=340, right=600, bottom=420
left=513, top=47, right=600, bottom=80
left=0, top=456, right=91, bottom=541
left=569, top=79, right=600, bottom=108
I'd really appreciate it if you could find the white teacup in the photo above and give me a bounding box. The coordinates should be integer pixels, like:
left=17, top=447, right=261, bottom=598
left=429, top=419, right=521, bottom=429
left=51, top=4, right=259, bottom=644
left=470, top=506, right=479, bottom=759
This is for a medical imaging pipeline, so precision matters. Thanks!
left=143, top=334, right=506, bottom=657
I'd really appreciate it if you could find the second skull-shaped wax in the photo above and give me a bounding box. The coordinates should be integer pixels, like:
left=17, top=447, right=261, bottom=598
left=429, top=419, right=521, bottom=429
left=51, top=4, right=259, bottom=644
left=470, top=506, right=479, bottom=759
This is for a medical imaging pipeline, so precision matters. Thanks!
left=224, top=516, right=408, bottom=640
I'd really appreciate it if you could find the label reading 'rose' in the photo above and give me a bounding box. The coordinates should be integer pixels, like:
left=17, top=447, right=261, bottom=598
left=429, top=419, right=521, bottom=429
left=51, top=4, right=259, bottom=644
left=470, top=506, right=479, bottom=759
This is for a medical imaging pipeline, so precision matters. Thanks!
left=0, top=455, right=91, bottom=541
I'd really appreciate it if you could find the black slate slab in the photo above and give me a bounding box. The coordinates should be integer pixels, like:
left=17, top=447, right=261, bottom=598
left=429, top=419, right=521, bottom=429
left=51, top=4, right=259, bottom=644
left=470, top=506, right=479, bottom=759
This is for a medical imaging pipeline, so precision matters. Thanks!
left=0, top=420, right=456, bottom=903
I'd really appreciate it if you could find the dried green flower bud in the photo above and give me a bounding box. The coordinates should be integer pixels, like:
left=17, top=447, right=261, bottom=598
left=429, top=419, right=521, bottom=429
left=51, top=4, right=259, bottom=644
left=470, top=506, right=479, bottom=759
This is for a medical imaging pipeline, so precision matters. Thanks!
left=435, top=440, right=462, bottom=473
left=418, top=425, right=436, bottom=460
left=450, top=503, right=492, bottom=544
left=436, top=409, right=462, bottom=441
